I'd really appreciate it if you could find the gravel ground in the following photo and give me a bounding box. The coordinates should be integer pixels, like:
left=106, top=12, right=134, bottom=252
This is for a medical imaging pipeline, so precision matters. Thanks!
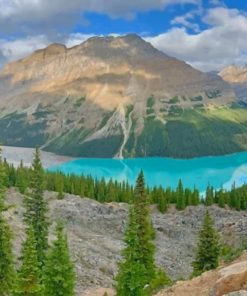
left=4, top=188, right=247, bottom=295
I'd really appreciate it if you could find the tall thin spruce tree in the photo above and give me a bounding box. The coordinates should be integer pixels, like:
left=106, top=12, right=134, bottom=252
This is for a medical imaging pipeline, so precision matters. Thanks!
left=176, top=179, right=185, bottom=210
left=133, top=171, right=156, bottom=283
left=24, top=148, right=49, bottom=268
left=0, top=151, right=16, bottom=295
left=115, top=207, right=147, bottom=295
left=116, top=171, right=170, bottom=296
left=43, top=223, right=75, bottom=296
left=14, top=227, right=42, bottom=296
left=192, top=211, right=220, bottom=276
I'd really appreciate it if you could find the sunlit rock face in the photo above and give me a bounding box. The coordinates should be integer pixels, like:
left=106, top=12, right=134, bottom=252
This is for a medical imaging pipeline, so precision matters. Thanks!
left=0, top=34, right=241, bottom=158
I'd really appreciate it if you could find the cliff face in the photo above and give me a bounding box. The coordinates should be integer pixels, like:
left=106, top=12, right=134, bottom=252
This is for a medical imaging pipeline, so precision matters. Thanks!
left=0, top=34, right=244, bottom=158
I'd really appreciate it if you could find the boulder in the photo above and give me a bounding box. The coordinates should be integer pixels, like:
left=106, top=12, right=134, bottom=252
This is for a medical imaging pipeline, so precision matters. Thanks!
left=213, top=261, right=247, bottom=296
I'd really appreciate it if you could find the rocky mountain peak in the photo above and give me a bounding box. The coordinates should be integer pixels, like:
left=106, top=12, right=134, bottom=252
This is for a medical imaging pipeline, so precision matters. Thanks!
left=219, top=64, right=247, bottom=83
left=74, top=33, right=169, bottom=60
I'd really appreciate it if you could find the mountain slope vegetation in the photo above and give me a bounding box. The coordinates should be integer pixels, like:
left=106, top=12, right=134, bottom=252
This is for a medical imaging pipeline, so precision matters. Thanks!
left=0, top=35, right=246, bottom=158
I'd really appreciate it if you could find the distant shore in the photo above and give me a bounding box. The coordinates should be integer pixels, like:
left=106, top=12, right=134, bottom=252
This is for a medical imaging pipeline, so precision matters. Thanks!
left=1, top=146, right=74, bottom=168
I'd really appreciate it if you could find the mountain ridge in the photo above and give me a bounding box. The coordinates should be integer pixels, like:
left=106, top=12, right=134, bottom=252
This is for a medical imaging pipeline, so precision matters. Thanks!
left=0, top=34, right=246, bottom=158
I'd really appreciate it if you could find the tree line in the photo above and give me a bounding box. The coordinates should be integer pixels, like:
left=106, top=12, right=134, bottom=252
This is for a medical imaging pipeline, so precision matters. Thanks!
left=2, top=158, right=247, bottom=212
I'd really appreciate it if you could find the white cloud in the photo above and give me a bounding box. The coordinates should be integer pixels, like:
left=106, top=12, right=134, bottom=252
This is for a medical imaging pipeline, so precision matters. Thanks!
left=0, top=35, right=50, bottom=65
left=147, top=7, right=247, bottom=72
left=65, top=33, right=94, bottom=48
left=171, top=9, right=202, bottom=33
left=0, top=0, right=200, bottom=35
left=0, top=33, right=97, bottom=66
left=1, top=5, right=247, bottom=73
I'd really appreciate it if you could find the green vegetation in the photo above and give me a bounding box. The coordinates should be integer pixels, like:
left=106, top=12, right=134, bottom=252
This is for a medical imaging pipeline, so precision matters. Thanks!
left=221, top=239, right=247, bottom=263
left=168, top=105, right=183, bottom=116
left=45, top=124, right=123, bottom=158
left=0, top=112, right=47, bottom=147
left=0, top=152, right=16, bottom=295
left=24, top=148, right=48, bottom=267
left=73, top=96, right=86, bottom=108
left=1, top=150, right=247, bottom=295
left=125, top=104, right=134, bottom=118
left=146, top=96, right=155, bottom=116
left=15, top=226, right=43, bottom=296
left=132, top=108, right=247, bottom=158
left=168, top=96, right=180, bottom=104
left=116, top=172, right=170, bottom=296
left=0, top=106, right=247, bottom=159
left=147, top=96, right=155, bottom=108
left=4, top=159, right=247, bottom=212
left=205, top=90, right=221, bottom=99
left=190, top=95, right=203, bottom=102
left=98, top=110, right=115, bottom=130
left=1, top=149, right=75, bottom=296
left=192, top=211, right=220, bottom=276
left=43, top=224, right=75, bottom=296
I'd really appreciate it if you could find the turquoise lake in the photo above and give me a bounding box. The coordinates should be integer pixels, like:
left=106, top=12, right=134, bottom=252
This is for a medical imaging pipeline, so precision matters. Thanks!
left=49, top=152, right=247, bottom=192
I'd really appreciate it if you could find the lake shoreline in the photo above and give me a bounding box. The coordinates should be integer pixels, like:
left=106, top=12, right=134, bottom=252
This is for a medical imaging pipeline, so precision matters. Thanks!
left=1, top=146, right=75, bottom=169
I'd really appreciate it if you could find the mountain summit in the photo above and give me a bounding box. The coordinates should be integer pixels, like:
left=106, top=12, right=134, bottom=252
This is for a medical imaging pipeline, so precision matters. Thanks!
left=0, top=34, right=246, bottom=158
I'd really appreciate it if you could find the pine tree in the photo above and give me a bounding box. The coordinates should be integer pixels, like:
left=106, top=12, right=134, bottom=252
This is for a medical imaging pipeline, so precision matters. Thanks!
left=43, top=223, right=75, bottom=296
left=16, top=160, right=28, bottom=195
left=218, top=189, right=225, bottom=208
left=133, top=171, right=156, bottom=283
left=192, top=211, right=220, bottom=276
left=0, top=152, right=16, bottom=295
left=176, top=179, right=185, bottom=210
left=191, top=187, right=200, bottom=206
left=115, top=207, right=148, bottom=296
left=15, top=227, right=42, bottom=296
left=24, top=148, right=48, bottom=268
left=205, top=185, right=214, bottom=206
left=116, top=171, right=169, bottom=296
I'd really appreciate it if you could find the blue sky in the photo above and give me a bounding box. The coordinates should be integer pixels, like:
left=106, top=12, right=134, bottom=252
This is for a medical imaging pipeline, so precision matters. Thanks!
left=0, top=0, right=247, bottom=71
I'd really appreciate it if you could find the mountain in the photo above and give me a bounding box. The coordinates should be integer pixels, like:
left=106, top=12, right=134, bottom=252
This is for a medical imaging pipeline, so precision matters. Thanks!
left=0, top=34, right=247, bottom=158
left=219, top=65, right=247, bottom=105
left=219, top=65, right=247, bottom=84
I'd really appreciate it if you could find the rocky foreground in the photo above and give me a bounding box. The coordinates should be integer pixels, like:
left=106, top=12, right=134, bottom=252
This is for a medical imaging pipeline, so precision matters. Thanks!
left=156, top=252, right=247, bottom=296
left=5, top=188, right=247, bottom=295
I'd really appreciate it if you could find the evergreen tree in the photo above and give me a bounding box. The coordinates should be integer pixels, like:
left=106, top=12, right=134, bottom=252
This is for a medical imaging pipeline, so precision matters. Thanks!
left=192, top=211, right=220, bottom=276
left=116, top=171, right=169, bottom=296
left=43, top=223, right=75, bottom=296
left=176, top=179, right=185, bottom=210
left=218, top=189, right=225, bottom=208
left=133, top=171, right=156, bottom=283
left=205, top=185, right=214, bottom=206
left=24, top=148, right=48, bottom=268
left=15, top=227, right=42, bottom=296
left=191, top=187, right=200, bottom=206
left=158, top=194, right=167, bottom=213
left=16, top=160, right=28, bottom=195
left=0, top=153, right=16, bottom=295
left=115, top=207, right=147, bottom=296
